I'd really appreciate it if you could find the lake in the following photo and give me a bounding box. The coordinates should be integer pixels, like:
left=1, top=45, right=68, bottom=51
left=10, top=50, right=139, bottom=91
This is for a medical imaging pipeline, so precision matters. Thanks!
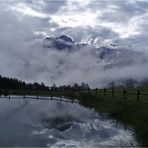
left=0, top=96, right=137, bottom=147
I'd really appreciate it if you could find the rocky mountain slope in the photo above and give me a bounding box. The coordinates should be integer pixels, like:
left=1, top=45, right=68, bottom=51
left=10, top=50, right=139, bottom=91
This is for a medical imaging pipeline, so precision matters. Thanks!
left=43, top=35, right=147, bottom=70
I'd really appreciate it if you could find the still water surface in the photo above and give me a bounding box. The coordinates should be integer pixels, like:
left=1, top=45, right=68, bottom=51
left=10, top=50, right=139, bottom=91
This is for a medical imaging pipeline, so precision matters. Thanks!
left=0, top=97, right=137, bottom=147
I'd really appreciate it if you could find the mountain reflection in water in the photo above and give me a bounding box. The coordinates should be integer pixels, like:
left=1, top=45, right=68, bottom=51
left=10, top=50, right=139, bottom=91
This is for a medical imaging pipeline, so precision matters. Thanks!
left=0, top=97, right=137, bottom=147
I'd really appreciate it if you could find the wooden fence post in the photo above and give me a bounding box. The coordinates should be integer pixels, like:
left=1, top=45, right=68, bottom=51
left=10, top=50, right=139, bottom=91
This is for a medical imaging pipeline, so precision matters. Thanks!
left=9, top=91, right=10, bottom=99
left=104, top=88, right=106, bottom=96
left=69, top=94, right=71, bottom=99
left=112, top=88, right=114, bottom=97
left=123, top=89, right=126, bottom=99
left=87, top=88, right=90, bottom=93
left=137, top=90, right=140, bottom=103
left=23, top=92, right=25, bottom=99
left=95, top=88, right=98, bottom=94
left=71, top=98, right=74, bottom=103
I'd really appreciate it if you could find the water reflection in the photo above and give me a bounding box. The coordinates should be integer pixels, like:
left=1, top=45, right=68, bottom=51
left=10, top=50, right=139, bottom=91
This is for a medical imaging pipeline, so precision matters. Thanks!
left=0, top=97, right=137, bottom=147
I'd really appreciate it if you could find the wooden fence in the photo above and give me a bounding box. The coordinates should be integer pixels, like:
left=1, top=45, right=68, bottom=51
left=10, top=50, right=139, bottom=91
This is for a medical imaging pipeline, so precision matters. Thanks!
left=93, top=88, right=148, bottom=103
left=0, top=88, right=148, bottom=103
left=0, top=94, right=78, bottom=104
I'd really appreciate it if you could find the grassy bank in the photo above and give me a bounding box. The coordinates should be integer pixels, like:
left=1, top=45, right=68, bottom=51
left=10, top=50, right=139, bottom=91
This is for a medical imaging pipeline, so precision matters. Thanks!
left=73, top=92, right=148, bottom=147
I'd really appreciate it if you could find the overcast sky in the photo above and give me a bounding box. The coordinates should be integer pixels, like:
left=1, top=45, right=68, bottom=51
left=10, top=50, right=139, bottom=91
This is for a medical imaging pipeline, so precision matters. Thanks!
left=0, top=0, right=148, bottom=87
left=2, top=0, right=148, bottom=48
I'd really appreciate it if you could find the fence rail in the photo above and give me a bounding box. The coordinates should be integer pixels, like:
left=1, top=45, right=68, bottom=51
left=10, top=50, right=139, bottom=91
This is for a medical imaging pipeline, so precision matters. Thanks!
left=0, top=88, right=148, bottom=103
left=0, top=94, right=78, bottom=104
left=93, top=88, right=148, bottom=103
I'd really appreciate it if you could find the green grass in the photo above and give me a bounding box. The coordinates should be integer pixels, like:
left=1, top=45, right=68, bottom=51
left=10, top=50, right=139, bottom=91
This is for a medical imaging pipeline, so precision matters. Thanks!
left=77, top=93, right=148, bottom=147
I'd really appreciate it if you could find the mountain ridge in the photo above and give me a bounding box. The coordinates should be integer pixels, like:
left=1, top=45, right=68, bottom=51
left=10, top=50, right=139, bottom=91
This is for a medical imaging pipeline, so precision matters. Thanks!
left=43, top=35, right=147, bottom=69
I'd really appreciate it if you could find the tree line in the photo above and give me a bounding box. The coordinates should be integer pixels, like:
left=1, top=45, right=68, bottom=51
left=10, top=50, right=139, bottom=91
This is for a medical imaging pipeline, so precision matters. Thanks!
left=51, top=82, right=90, bottom=91
left=0, top=75, right=49, bottom=91
left=0, top=75, right=90, bottom=91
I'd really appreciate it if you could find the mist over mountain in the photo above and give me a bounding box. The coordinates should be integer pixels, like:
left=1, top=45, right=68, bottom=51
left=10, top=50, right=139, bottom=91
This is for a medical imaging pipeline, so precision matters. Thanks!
left=43, top=34, right=147, bottom=69
left=40, top=34, right=148, bottom=87
left=43, top=35, right=87, bottom=51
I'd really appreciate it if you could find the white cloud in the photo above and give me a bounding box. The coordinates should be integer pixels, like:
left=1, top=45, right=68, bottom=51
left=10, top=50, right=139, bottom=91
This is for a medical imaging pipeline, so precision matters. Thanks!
left=10, top=2, right=48, bottom=18
left=99, top=20, right=141, bottom=39
left=50, top=11, right=99, bottom=27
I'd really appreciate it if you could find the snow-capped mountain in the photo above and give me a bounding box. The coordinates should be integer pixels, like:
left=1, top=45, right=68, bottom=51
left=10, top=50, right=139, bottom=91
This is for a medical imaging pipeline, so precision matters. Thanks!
left=43, top=35, right=147, bottom=69
left=43, top=35, right=74, bottom=50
